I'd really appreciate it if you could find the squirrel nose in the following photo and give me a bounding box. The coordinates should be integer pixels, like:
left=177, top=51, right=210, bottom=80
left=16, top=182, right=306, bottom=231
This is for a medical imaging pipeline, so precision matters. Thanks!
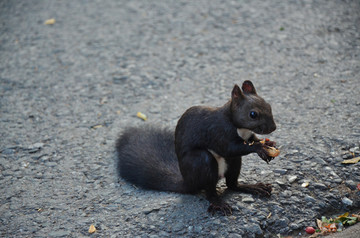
left=270, top=123, right=276, bottom=132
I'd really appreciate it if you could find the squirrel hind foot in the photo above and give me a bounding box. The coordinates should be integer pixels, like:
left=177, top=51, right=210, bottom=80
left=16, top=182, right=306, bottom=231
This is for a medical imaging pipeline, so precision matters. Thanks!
left=207, top=202, right=233, bottom=216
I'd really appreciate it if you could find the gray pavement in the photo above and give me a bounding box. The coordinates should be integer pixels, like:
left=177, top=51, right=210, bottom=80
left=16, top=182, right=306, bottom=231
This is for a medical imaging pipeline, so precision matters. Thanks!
left=1, top=0, right=359, bottom=237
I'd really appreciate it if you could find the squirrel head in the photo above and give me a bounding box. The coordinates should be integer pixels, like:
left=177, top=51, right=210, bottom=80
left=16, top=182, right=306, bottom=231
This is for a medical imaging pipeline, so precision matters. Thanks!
left=230, top=81, right=276, bottom=135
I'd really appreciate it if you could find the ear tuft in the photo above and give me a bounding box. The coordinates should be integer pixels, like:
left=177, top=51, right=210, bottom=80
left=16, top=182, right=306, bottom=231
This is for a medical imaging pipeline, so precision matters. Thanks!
left=231, top=84, right=244, bottom=99
left=242, top=80, right=257, bottom=94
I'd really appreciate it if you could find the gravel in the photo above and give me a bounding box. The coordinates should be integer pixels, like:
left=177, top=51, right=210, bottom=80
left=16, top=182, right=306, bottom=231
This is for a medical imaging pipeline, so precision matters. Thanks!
left=1, top=0, right=359, bottom=237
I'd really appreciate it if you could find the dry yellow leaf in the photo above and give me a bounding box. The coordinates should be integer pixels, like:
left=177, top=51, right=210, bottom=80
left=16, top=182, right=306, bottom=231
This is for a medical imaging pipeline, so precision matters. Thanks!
left=91, top=124, right=103, bottom=129
left=44, top=18, right=56, bottom=25
left=341, top=157, right=360, bottom=164
left=136, top=112, right=147, bottom=121
left=88, top=224, right=96, bottom=234
left=316, top=219, right=323, bottom=230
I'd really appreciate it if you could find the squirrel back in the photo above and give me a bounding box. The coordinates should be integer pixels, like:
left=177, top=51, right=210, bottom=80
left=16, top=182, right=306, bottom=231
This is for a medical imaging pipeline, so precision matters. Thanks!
left=116, top=126, right=185, bottom=193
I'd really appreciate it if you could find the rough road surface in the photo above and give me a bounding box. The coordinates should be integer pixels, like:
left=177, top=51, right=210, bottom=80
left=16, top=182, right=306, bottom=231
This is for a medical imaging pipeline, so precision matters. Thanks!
left=1, top=0, right=359, bottom=237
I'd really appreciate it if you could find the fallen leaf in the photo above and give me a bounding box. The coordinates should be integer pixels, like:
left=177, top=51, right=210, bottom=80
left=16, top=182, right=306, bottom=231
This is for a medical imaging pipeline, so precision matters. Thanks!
left=338, top=212, right=349, bottom=218
left=316, top=219, right=323, bottom=230
left=352, top=214, right=360, bottom=221
left=91, top=124, right=103, bottom=129
left=88, top=224, right=96, bottom=234
left=341, top=157, right=360, bottom=164
left=346, top=217, right=357, bottom=225
left=44, top=18, right=56, bottom=25
left=321, top=216, right=330, bottom=224
left=136, top=112, right=147, bottom=121
left=325, top=223, right=336, bottom=232
left=335, top=212, right=350, bottom=223
left=267, top=212, right=272, bottom=219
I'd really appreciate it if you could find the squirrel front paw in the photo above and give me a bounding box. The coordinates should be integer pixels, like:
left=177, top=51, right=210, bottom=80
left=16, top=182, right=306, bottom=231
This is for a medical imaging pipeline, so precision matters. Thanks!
left=257, top=149, right=274, bottom=163
left=256, top=143, right=274, bottom=163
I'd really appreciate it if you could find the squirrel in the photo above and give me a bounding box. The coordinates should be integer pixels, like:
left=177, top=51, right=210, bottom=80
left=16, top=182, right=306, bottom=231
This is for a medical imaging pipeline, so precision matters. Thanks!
left=116, top=80, right=277, bottom=215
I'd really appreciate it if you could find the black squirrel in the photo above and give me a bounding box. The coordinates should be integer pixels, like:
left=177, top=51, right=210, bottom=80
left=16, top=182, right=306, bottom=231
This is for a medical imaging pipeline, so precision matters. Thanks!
left=116, top=80, right=277, bottom=215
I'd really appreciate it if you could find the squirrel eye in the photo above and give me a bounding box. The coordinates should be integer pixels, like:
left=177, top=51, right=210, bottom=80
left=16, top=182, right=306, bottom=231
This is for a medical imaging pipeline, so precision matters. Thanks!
left=249, top=111, right=258, bottom=119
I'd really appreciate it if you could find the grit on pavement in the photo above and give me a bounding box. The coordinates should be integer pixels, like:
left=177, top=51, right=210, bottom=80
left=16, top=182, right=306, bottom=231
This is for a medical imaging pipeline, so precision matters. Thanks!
left=1, top=1, right=359, bottom=237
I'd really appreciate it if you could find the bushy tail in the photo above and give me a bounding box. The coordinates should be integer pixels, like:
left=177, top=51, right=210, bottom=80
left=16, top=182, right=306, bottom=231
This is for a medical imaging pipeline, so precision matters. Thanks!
left=116, top=126, right=185, bottom=193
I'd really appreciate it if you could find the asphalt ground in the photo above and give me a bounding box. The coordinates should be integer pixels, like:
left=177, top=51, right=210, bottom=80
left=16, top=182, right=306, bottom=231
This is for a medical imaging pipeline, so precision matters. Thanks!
left=1, top=0, right=359, bottom=237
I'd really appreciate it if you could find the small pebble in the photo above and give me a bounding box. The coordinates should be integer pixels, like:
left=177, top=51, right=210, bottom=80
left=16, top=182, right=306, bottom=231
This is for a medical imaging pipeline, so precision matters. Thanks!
left=301, top=182, right=310, bottom=188
left=342, top=197, right=353, bottom=206
left=304, top=195, right=316, bottom=203
left=28, top=143, right=44, bottom=150
left=280, top=190, right=292, bottom=198
left=242, top=196, right=255, bottom=203
left=349, top=147, right=359, bottom=153
left=244, top=224, right=262, bottom=235
left=313, top=183, right=327, bottom=190
left=1, top=148, right=15, bottom=155
left=287, top=175, right=297, bottom=183
left=344, top=180, right=356, bottom=190
left=273, top=169, right=287, bottom=175
left=275, top=179, right=286, bottom=186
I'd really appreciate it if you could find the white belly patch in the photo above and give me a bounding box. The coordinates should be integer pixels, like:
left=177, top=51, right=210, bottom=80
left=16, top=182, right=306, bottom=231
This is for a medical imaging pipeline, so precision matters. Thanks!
left=208, top=150, right=227, bottom=178
left=207, top=128, right=254, bottom=178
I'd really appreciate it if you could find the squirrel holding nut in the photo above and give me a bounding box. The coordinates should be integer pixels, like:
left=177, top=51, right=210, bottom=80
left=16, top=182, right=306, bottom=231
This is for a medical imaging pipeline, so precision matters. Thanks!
left=116, top=80, right=279, bottom=215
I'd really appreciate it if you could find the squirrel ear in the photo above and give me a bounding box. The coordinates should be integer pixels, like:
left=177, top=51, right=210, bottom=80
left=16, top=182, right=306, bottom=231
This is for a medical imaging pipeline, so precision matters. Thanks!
left=242, top=80, right=257, bottom=95
left=231, top=84, right=245, bottom=99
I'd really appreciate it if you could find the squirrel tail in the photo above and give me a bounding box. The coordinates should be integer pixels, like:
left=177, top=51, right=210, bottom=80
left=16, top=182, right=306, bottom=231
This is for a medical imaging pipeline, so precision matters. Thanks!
left=116, top=126, right=186, bottom=193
